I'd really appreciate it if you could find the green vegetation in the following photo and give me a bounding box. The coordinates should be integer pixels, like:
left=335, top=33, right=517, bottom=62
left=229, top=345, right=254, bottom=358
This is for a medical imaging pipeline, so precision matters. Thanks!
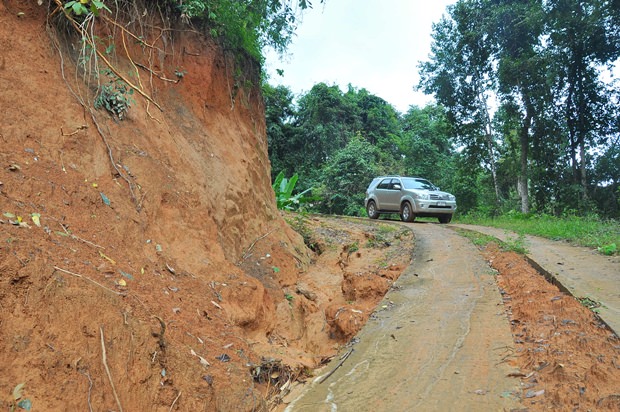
left=284, top=213, right=321, bottom=253
left=265, top=1, right=619, bottom=224
left=454, top=229, right=497, bottom=248
left=454, top=228, right=528, bottom=255
left=272, top=171, right=312, bottom=211
left=166, top=0, right=324, bottom=64
left=94, top=74, right=134, bottom=119
left=52, top=0, right=320, bottom=120
left=64, top=0, right=110, bottom=16
left=457, top=213, right=619, bottom=254
left=577, top=296, right=603, bottom=314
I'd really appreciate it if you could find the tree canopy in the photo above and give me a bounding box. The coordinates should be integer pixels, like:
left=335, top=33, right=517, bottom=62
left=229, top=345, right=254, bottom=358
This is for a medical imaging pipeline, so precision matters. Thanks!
left=264, top=0, right=620, bottom=219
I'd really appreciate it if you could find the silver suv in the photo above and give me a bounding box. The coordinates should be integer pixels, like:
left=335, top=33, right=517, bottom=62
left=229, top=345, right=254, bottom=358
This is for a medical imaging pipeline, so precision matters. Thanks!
left=364, top=176, right=457, bottom=223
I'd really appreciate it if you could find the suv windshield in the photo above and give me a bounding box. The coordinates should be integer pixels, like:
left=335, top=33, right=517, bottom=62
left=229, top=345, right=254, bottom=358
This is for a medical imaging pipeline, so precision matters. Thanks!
left=401, top=178, right=437, bottom=191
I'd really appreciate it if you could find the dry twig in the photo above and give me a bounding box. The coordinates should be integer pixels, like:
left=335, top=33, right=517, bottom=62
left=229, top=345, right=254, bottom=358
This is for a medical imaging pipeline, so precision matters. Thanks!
left=59, top=222, right=105, bottom=249
left=79, top=370, right=94, bottom=412
left=318, top=349, right=354, bottom=384
left=100, top=327, right=124, bottom=412
left=241, top=229, right=277, bottom=261
left=53, top=266, right=125, bottom=296
left=169, top=391, right=182, bottom=412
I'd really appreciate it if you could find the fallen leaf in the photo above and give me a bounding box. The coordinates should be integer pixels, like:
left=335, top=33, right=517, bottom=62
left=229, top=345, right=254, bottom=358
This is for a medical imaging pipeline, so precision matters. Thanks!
left=119, top=270, right=134, bottom=280
left=216, top=353, right=231, bottom=362
left=17, top=398, right=32, bottom=411
left=100, top=192, right=111, bottom=206
left=31, top=213, right=41, bottom=227
left=13, top=382, right=25, bottom=400
left=99, top=250, right=116, bottom=265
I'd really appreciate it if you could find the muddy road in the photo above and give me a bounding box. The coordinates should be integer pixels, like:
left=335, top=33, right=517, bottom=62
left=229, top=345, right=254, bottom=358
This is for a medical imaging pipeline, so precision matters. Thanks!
left=285, top=222, right=523, bottom=411
left=281, top=220, right=620, bottom=412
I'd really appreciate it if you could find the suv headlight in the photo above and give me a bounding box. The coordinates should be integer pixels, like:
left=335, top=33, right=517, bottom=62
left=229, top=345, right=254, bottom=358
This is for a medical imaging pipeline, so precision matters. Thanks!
left=416, top=193, right=430, bottom=200
left=448, top=195, right=455, bottom=201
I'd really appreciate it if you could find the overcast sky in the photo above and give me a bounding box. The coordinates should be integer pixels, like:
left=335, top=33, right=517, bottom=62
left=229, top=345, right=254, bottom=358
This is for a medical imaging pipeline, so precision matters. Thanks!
left=264, top=0, right=457, bottom=113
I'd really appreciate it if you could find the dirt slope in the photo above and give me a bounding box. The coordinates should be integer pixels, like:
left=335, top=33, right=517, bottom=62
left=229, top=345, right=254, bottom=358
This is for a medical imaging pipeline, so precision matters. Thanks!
left=0, top=2, right=413, bottom=411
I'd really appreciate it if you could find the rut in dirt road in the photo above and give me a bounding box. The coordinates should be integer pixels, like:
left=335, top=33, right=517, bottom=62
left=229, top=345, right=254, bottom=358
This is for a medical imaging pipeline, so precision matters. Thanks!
left=285, top=222, right=522, bottom=411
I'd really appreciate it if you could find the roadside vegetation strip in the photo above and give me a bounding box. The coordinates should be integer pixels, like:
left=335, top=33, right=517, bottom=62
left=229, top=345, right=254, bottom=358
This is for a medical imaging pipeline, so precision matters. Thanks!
left=456, top=214, right=619, bottom=255
left=453, top=227, right=528, bottom=255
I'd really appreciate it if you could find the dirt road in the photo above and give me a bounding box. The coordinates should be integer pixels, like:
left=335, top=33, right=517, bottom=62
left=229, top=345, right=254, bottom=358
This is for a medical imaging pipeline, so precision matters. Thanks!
left=284, top=222, right=523, bottom=411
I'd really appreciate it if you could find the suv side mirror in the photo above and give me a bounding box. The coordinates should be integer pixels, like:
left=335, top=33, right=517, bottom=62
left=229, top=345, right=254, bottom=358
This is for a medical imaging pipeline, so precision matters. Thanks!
left=392, top=184, right=401, bottom=190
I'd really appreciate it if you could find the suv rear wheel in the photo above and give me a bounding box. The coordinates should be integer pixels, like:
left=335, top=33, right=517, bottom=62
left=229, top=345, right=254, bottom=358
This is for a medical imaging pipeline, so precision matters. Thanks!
left=366, top=200, right=379, bottom=219
left=400, top=202, right=415, bottom=222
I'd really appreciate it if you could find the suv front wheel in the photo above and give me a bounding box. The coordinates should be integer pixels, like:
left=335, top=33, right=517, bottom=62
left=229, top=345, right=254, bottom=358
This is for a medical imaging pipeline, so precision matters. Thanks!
left=400, top=202, right=415, bottom=222
left=439, top=215, right=452, bottom=224
left=366, top=200, right=379, bottom=219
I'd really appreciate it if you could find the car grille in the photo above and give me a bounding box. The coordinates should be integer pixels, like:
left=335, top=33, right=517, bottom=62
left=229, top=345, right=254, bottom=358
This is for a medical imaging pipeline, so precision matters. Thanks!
left=430, top=194, right=450, bottom=200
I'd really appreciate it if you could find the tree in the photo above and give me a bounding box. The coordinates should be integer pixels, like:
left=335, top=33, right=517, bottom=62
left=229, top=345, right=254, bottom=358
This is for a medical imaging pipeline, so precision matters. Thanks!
left=318, top=134, right=380, bottom=215
left=545, top=0, right=620, bottom=207
left=418, top=3, right=503, bottom=207
left=294, top=83, right=359, bottom=175
left=263, top=83, right=298, bottom=180
left=398, top=105, right=454, bottom=188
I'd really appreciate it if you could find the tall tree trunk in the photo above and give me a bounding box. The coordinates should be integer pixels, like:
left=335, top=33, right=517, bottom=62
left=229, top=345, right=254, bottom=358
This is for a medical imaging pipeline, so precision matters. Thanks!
left=518, top=110, right=531, bottom=214
left=579, top=140, right=588, bottom=202
left=480, top=91, right=501, bottom=206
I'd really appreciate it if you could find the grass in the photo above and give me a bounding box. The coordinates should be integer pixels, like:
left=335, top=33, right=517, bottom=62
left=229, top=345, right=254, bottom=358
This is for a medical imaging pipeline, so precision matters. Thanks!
left=454, top=228, right=529, bottom=254
left=456, top=213, right=619, bottom=255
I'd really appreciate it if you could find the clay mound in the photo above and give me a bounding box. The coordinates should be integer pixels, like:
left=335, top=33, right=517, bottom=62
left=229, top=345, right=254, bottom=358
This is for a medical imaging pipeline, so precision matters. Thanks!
left=0, top=2, right=304, bottom=410
left=0, top=3, right=415, bottom=410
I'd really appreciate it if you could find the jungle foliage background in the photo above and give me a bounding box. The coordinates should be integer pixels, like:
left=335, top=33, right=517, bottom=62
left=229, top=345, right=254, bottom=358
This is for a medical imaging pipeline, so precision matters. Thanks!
left=263, top=0, right=620, bottom=220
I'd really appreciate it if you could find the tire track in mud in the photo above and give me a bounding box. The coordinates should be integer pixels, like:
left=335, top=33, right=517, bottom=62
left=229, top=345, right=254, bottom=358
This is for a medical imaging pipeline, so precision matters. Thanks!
left=284, top=222, right=523, bottom=411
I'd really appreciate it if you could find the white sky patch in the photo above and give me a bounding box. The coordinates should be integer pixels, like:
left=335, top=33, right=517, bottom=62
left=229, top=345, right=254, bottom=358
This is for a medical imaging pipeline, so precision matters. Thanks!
left=264, top=0, right=457, bottom=113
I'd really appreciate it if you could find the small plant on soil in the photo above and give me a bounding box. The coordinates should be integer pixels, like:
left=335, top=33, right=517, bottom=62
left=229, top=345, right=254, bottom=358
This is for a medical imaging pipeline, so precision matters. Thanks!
left=94, top=71, right=135, bottom=119
left=577, top=296, right=603, bottom=313
left=597, top=243, right=617, bottom=256
left=285, top=213, right=322, bottom=253
left=501, top=233, right=529, bottom=254
left=8, top=382, right=31, bottom=412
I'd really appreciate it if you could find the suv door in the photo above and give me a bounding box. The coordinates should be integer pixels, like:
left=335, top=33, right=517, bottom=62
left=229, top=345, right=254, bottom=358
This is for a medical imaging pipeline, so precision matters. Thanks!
left=373, top=178, right=392, bottom=210
left=380, top=178, right=402, bottom=211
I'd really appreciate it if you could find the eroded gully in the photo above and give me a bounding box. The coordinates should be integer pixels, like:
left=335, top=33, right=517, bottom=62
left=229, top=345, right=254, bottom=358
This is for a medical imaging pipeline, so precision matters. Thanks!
left=283, top=222, right=522, bottom=411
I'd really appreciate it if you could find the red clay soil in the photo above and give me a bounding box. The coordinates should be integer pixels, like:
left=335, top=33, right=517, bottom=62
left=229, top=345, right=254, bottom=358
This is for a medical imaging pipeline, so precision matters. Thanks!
left=0, top=2, right=413, bottom=410
left=483, top=244, right=620, bottom=411
left=0, top=5, right=413, bottom=410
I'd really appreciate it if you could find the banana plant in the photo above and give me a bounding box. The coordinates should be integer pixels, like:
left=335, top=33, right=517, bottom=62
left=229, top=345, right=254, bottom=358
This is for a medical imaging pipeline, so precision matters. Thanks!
left=272, top=171, right=312, bottom=210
